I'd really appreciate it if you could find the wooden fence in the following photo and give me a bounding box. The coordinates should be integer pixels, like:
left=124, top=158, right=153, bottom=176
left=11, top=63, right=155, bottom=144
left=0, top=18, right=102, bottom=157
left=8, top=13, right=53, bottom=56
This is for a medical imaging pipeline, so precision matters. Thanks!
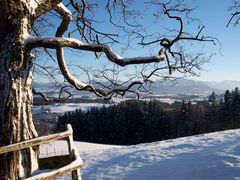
left=0, top=124, right=83, bottom=180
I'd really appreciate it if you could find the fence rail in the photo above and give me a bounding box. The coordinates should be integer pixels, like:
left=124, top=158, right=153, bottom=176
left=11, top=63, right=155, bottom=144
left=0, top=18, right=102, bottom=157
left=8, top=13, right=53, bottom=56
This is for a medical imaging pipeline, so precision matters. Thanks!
left=0, top=124, right=83, bottom=180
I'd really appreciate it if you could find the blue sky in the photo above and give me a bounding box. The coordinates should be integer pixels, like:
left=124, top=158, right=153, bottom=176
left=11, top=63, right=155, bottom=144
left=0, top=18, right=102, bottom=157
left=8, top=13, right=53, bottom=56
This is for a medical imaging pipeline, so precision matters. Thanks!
left=190, top=0, right=240, bottom=81
left=88, top=0, right=240, bottom=82
left=35, top=0, right=240, bottom=83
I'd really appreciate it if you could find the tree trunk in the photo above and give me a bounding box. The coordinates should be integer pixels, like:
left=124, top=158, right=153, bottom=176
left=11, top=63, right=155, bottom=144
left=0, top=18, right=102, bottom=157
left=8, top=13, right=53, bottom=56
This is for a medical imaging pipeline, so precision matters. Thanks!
left=0, top=1, right=39, bottom=179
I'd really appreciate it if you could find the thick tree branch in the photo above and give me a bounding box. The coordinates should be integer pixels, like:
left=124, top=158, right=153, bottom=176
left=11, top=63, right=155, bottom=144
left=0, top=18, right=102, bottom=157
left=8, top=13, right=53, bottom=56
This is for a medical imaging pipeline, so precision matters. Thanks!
left=35, top=0, right=63, bottom=17
left=25, top=36, right=165, bottom=67
left=28, top=1, right=214, bottom=99
left=53, top=3, right=107, bottom=97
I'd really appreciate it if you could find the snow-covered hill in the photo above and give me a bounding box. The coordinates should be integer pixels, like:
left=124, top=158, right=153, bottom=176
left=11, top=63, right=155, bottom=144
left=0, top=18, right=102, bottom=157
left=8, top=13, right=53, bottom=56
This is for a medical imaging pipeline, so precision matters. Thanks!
left=40, top=129, right=240, bottom=179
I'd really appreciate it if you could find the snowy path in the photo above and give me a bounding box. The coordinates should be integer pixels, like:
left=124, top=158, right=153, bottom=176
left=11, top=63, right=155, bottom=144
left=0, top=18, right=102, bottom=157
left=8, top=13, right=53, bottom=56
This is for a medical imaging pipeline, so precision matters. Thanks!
left=40, top=129, right=240, bottom=180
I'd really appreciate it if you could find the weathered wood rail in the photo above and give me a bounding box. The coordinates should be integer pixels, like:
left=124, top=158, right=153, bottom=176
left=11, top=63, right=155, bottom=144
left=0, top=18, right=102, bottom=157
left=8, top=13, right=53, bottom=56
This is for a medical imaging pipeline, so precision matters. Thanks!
left=0, top=124, right=83, bottom=180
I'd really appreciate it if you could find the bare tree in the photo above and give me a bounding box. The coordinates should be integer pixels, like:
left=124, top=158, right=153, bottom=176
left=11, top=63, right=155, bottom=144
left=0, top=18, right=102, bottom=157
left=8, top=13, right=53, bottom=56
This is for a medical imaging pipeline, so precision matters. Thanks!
left=0, top=0, right=215, bottom=179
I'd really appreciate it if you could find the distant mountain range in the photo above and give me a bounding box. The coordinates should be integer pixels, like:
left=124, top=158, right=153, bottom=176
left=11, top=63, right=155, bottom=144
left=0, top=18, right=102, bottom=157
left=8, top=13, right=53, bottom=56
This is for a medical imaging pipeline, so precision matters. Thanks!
left=33, top=79, right=240, bottom=96
left=148, top=79, right=218, bottom=95
left=205, top=80, right=240, bottom=91
left=148, top=79, right=240, bottom=95
left=146, top=79, right=219, bottom=95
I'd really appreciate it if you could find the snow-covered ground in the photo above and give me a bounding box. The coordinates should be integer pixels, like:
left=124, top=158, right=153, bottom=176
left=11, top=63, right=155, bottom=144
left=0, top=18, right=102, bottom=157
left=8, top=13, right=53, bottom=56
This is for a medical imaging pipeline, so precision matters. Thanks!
left=40, top=129, right=240, bottom=179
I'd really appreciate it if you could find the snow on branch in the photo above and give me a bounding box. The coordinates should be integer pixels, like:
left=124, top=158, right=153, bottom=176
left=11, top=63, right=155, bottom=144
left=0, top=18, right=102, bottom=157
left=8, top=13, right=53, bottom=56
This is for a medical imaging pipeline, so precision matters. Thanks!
left=28, top=1, right=216, bottom=99
left=55, top=3, right=107, bottom=97
left=25, top=36, right=165, bottom=67
left=35, top=0, right=63, bottom=17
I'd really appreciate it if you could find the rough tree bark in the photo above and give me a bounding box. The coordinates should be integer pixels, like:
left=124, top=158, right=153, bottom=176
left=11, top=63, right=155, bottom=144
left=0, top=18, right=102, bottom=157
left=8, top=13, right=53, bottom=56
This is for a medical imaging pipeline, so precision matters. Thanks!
left=0, top=1, right=39, bottom=179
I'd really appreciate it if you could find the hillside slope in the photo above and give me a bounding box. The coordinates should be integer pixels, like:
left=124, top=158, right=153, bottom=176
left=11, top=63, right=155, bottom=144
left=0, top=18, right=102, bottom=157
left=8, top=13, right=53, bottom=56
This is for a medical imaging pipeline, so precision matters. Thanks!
left=40, top=129, right=240, bottom=179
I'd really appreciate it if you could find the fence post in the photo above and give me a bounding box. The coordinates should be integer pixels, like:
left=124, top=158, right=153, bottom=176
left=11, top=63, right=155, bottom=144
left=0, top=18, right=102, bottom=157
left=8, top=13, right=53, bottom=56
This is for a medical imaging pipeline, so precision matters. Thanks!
left=71, top=149, right=82, bottom=180
left=66, top=124, right=82, bottom=180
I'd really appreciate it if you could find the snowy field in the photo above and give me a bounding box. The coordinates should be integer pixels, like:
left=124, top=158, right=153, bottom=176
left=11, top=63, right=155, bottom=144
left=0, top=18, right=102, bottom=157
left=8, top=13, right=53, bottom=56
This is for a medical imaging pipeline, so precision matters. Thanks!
left=33, top=103, right=111, bottom=114
left=40, top=129, right=240, bottom=180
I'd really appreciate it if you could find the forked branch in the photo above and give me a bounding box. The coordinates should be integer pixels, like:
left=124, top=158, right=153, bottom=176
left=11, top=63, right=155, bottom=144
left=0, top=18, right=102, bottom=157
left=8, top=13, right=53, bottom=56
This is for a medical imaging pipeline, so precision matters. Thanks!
left=26, top=2, right=167, bottom=98
left=28, top=1, right=215, bottom=99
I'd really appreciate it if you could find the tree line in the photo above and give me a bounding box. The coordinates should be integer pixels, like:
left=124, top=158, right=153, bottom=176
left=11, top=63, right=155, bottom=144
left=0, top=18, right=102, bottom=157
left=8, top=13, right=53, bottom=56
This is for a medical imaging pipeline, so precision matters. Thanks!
left=56, top=88, right=240, bottom=145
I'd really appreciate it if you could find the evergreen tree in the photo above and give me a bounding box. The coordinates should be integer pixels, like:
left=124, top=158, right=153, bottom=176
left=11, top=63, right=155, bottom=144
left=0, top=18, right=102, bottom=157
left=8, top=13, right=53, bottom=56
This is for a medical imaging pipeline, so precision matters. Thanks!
left=218, top=90, right=233, bottom=130
left=223, top=90, right=231, bottom=113
left=176, top=100, right=187, bottom=137
left=205, top=92, right=218, bottom=132
left=208, top=91, right=217, bottom=106
left=231, top=87, right=240, bottom=126
left=56, top=93, right=240, bottom=145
